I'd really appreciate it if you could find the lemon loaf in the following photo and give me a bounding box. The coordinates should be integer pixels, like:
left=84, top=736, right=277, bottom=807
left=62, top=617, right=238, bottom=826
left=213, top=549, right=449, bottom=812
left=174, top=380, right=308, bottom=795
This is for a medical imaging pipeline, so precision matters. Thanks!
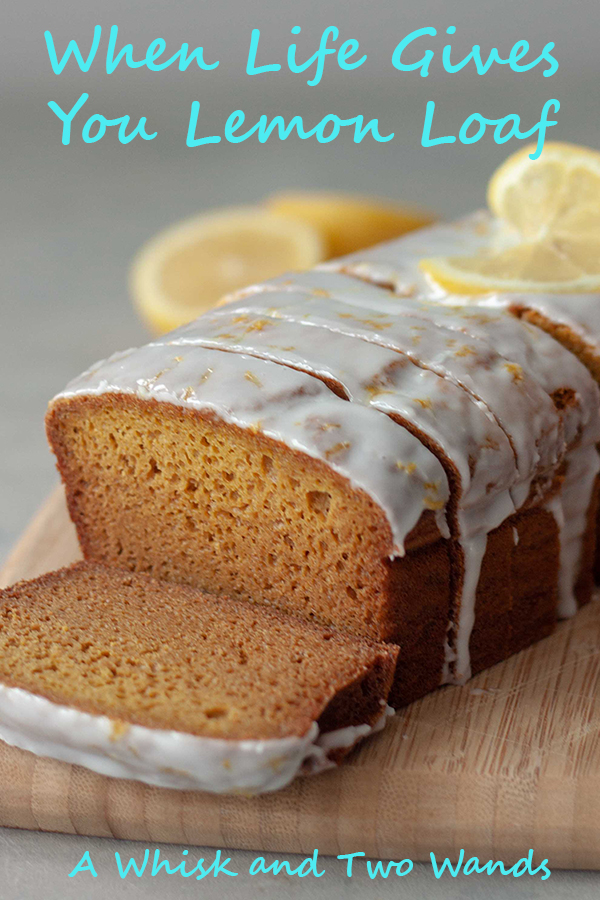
left=46, top=224, right=600, bottom=706
left=0, top=562, right=397, bottom=793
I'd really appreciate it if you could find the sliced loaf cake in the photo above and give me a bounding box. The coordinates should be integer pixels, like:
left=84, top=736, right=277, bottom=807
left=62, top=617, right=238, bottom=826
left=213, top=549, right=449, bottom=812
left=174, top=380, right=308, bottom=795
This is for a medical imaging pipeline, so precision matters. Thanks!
left=0, top=562, right=397, bottom=793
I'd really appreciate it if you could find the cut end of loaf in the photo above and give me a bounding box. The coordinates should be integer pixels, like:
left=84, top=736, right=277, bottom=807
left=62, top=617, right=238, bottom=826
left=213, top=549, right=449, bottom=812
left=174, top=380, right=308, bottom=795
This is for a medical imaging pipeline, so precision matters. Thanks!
left=46, top=392, right=449, bottom=646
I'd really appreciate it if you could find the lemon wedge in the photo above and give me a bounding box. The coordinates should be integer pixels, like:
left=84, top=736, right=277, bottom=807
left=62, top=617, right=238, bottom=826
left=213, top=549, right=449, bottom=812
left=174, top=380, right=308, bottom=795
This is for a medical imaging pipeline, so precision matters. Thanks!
left=266, top=190, right=435, bottom=258
left=130, top=207, right=325, bottom=334
left=420, top=142, right=600, bottom=294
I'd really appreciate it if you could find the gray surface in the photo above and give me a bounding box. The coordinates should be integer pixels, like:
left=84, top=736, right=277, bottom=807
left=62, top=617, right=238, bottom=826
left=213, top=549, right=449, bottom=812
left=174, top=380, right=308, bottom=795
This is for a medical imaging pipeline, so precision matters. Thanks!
left=2, top=0, right=600, bottom=895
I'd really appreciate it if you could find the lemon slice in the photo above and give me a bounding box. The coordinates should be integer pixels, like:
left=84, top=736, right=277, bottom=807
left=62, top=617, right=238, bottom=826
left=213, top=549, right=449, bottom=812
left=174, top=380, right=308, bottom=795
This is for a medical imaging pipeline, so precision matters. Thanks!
left=266, top=190, right=435, bottom=258
left=421, top=142, right=600, bottom=294
left=130, top=207, right=325, bottom=334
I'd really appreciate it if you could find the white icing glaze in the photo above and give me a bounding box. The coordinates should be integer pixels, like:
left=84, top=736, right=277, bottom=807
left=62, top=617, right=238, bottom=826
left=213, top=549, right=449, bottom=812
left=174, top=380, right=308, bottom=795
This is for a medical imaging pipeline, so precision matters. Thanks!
left=227, top=269, right=600, bottom=468
left=55, top=345, right=450, bottom=555
left=452, top=532, right=489, bottom=683
left=0, top=684, right=392, bottom=793
left=318, top=219, right=600, bottom=453
left=202, top=289, right=562, bottom=493
left=159, top=310, right=517, bottom=516
left=242, top=269, right=600, bottom=464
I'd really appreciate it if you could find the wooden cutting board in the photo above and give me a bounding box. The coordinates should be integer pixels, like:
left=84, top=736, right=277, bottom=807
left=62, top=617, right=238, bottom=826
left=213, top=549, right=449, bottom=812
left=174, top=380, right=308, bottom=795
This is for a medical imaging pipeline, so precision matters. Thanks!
left=1, top=487, right=600, bottom=869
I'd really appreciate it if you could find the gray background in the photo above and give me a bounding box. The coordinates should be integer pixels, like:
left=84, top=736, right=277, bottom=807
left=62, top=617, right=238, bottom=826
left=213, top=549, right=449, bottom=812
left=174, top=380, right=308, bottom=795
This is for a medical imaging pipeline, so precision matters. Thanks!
left=2, top=0, right=600, bottom=895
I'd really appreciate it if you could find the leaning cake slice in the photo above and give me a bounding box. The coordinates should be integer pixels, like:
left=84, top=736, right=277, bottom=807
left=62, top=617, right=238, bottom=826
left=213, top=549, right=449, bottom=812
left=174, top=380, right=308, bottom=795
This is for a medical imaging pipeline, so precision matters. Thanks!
left=0, top=562, right=398, bottom=793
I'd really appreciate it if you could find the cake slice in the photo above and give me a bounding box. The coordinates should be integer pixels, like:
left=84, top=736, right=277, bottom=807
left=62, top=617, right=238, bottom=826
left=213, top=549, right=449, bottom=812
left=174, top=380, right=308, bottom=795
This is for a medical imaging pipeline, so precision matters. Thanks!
left=0, top=562, right=398, bottom=793
left=508, top=294, right=600, bottom=385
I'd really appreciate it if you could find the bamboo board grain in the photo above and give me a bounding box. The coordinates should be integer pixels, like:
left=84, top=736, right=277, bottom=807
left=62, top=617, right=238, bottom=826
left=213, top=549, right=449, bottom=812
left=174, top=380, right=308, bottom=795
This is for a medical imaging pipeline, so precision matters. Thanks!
left=2, top=487, right=600, bottom=868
